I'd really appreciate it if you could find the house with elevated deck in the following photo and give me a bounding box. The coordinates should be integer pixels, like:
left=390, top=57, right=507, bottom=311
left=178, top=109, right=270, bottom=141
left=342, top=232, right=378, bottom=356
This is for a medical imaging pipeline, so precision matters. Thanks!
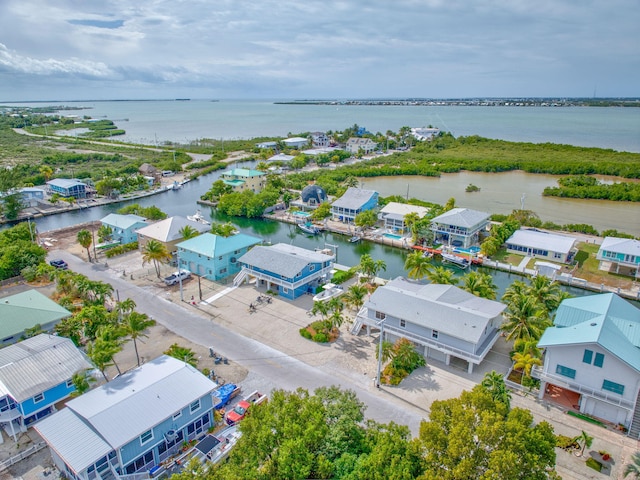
left=330, top=187, right=378, bottom=224
left=596, top=237, right=640, bottom=278
left=100, top=213, right=148, bottom=245
left=430, top=207, right=490, bottom=249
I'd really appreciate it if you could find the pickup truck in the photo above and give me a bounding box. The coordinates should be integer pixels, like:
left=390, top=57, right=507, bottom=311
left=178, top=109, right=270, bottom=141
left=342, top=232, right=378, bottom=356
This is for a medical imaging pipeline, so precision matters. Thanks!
left=164, top=270, right=191, bottom=286
left=225, top=390, right=267, bottom=425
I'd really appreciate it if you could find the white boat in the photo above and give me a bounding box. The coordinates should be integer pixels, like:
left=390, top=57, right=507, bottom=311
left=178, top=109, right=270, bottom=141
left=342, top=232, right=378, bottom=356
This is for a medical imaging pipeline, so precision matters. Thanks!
left=187, top=210, right=211, bottom=225
left=349, top=236, right=361, bottom=243
left=193, top=424, right=242, bottom=465
left=298, top=222, right=319, bottom=235
left=441, top=252, right=470, bottom=268
left=312, top=283, right=345, bottom=302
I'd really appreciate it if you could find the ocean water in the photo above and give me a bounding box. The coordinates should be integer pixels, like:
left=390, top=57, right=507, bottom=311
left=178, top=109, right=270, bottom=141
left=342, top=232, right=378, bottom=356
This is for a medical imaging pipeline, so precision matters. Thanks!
left=6, top=99, right=640, bottom=152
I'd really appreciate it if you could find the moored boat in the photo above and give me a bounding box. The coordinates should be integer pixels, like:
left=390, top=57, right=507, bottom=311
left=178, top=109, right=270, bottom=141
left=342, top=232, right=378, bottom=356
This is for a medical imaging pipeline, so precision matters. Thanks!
left=298, top=222, right=320, bottom=235
left=441, top=252, right=470, bottom=268
left=349, top=235, right=361, bottom=243
left=312, top=283, right=345, bottom=302
left=187, top=209, right=211, bottom=225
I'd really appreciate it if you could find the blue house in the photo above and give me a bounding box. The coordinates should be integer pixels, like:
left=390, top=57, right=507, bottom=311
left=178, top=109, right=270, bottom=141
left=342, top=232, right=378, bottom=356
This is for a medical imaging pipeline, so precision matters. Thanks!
left=0, top=334, right=92, bottom=442
left=177, top=232, right=262, bottom=281
left=596, top=237, right=640, bottom=278
left=19, top=187, right=45, bottom=207
left=330, top=187, right=379, bottom=224
left=36, top=355, right=218, bottom=480
left=100, top=213, right=149, bottom=245
left=236, top=243, right=334, bottom=299
left=46, top=178, right=87, bottom=199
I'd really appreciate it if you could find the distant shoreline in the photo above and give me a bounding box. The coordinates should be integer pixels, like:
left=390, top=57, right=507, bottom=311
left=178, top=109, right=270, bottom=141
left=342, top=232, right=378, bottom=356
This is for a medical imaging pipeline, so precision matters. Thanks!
left=275, top=98, right=640, bottom=107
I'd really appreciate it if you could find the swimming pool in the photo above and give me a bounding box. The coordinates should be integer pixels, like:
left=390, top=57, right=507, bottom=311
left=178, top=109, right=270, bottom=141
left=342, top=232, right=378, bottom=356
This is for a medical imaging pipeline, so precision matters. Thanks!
left=383, top=233, right=403, bottom=240
left=453, top=246, right=481, bottom=255
left=293, top=211, right=311, bottom=218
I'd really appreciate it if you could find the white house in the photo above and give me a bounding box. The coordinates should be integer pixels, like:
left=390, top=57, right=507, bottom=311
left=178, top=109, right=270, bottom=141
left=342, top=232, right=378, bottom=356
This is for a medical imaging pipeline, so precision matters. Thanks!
left=534, top=293, right=640, bottom=439
left=596, top=237, right=640, bottom=278
left=345, top=138, right=377, bottom=154
left=309, top=132, right=330, bottom=147
left=411, top=127, right=441, bottom=141
left=505, top=229, right=577, bottom=263
left=430, top=207, right=490, bottom=249
left=283, top=137, right=309, bottom=149
left=378, top=202, right=429, bottom=232
left=353, top=277, right=506, bottom=374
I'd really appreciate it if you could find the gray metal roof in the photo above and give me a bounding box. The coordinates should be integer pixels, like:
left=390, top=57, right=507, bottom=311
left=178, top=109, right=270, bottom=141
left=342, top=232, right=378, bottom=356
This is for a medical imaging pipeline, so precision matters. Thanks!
left=364, top=277, right=505, bottom=344
left=135, top=216, right=209, bottom=242
left=431, top=207, right=489, bottom=228
left=331, top=187, right=377, bottom=210
left=64, top=355, right=217, bottom=450
left=238, top=243, right=333, bottom=278
left=0, top=334, right=92, bottom=402
left=599, top=237, right=640, bottom=257
left=507, top=229, right=576, bottom=254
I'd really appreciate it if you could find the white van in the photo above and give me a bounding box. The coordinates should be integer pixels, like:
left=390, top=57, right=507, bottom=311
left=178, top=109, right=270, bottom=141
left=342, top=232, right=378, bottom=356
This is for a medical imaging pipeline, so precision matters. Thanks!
left=162, top=170, right=174, bottom=177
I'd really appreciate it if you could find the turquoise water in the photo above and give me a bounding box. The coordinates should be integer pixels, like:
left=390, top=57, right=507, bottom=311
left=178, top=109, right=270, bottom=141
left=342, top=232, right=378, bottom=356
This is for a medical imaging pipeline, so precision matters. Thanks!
left=454, top=246, right=481, bottom=255
left=384, top=233, right=403, bottom=240
left=293, top=211, right=311, bottom=218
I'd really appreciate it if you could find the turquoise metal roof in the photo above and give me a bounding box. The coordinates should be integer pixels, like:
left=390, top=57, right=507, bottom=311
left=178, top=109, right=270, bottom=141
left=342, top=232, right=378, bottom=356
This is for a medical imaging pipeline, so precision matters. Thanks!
left=225, top=168, right=265, bottom=177
left=177, top=232, right=261, bottom=257
left=538, top=293, right=640, bottom=371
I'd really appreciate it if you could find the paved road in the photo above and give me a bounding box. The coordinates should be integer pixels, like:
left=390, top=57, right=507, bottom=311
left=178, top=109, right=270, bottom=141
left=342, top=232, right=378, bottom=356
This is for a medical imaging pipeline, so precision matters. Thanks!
left=55, top=251, right=426, bottom=434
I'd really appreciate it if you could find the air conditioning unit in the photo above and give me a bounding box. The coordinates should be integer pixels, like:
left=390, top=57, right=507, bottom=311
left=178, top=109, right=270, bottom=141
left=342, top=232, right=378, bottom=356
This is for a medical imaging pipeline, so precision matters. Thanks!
left=164, top=430, right=177, bottom=442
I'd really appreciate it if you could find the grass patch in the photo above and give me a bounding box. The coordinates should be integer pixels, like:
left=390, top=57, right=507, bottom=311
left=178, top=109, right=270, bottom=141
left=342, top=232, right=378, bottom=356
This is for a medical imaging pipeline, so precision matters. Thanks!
left=567, top=410, right=605, bottom=427
left=491, top=248, right=523, bottom=265
left=586, top=457, right=602, bottom=472
left=571, top=241, right=636, bottom=290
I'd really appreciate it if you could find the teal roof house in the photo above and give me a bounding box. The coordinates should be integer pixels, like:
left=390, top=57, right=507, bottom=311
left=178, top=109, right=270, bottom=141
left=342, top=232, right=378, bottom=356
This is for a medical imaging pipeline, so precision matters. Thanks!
left=0, top=334, right=92, bottom=441
left=36, top=355, right=218, bottom=480
left=221, top=168, right=267, bottom=193
left=430, top=207, right=490, bottom=249
left=100, top=213, right=148, bottom=244
left=0, top=290, right=71, bottom=346
left=330, top=187, right=379, bottom=224
left=596, top=237, right=640, bottom=278
left=236, top=243, right=334, bottom=299
left=177, top=232, right=262, bottom=281
left=534, top=293, right=640, bottom=439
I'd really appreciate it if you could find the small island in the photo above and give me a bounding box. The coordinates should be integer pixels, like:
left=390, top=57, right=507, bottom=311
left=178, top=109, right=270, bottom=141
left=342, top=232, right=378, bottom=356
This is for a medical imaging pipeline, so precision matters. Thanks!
left=465, top=184, right=481, bottom=193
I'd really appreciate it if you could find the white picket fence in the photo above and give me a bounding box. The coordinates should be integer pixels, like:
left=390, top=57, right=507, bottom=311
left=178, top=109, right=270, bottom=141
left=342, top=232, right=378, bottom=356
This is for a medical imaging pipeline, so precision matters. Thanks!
left=0, top=441, right=47, bottom=472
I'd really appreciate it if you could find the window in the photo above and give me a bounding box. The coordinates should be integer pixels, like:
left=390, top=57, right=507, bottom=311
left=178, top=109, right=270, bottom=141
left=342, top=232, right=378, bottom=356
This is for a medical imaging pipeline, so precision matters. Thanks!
left=190, top=399, right=201, bottom=413
left=140, top=429, right=153, bottom=445
left=173, top=411, right=182, bottom=420
left=33, top=393, right=44, bottom=403
left=400, top=319, right=406, bottom=328
left=594, top=353, right=604, bottom=368
left=66, top=379, right=74, bottom=388
left=219, top=268, right=227, bottom=274
left=555, top=364, right=576, bottom=379
left=309, top=264, right=315, bottom=271
left=375, top=311, right=386, bottom=320
left=602, top=380, right=624, bottom=395
left=582, top=349, right=593, bottom=364
left=432, top=330, right=439, bottom=339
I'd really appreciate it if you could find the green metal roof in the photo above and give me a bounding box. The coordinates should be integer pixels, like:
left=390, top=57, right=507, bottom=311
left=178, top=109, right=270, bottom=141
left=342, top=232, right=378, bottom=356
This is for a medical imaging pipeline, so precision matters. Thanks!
left=538, top=293, right=640, bottom=371
left=177, top=232, right=261, bottom=257
left=0, top=290, right=71, bottom=339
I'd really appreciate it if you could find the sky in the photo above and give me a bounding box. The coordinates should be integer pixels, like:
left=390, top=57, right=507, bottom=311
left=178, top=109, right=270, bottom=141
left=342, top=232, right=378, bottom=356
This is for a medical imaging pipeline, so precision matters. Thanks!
left=0, top=0, right=638, bottom=101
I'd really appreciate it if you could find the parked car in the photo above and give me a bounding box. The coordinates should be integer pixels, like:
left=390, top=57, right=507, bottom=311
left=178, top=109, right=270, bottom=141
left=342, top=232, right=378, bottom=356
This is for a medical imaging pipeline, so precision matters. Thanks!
left=49, top=259, right=68, bottom=270
left=164, top=269, right=191, bottom=286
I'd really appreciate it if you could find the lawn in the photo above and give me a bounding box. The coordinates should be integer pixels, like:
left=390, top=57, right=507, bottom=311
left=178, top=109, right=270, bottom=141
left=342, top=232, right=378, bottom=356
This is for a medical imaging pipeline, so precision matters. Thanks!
left=571, top=242, right=636, bottom=290
left=492, top=248, right=524, bottom=265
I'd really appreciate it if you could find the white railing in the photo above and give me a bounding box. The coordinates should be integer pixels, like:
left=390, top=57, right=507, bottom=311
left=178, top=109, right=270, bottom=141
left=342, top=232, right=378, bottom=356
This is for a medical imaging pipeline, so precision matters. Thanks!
left=0, top=441, right=47, bottom=472
left=531, top=365, right=634, bottom=409
left=239, top=266, right=333, bottom=291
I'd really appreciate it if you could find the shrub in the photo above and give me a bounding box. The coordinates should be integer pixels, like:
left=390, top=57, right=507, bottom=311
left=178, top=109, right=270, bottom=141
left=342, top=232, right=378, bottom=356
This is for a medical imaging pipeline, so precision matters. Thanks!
left=585, top=458, right=602, bottom=472
left=331, top=269, right=355, bottom=285
left=105, top=242, right=139, bottom=258
left=202, top=368, right=210, bottom=377
left=556, top=434, right=578, bottom=450
left=299, top=328, right=312, bottom=339
left=313, top=332, right=329, bottom=343
left=20, top=265, right=38, bottom=282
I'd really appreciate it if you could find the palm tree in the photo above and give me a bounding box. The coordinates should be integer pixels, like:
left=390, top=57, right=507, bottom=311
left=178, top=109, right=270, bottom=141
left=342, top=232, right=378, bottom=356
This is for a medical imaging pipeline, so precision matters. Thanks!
left=513, top=338, right=543, bottom=359
left=70, top=369, right=96, bottom=397
left=97, top=225, right=113, bottom=243
left=141, top=239, right=172, bottom=278
left=404, top=251, right=432, bottom=281
left=165, top=343, right=198, bottom=368
left=480, top=370, right=511, bottom=409
left=77, top=229, right=93, bottom=262
left=403, top=212, right=420, bottom=242
left=461, top=271, right=498, bottom=299
left=123, top=312, right=156, bottom=366
left=500, top=293, right=550, bottom=344
left=501, top=280, right=530, bottom=305
left=426, top=266, right=458, bottom=285
left=311, top=300, right=331, bottom=322
left=376, top=340, right=395, bottom=364
left=211, top=222, right=237, bottom=237
left=343, top=284, right=368, bottom=312
left=391, top=338, right=425, bottom=372
left=512, top=352, right=542, bottom=383
left=343, top=176, right=360, bottom=188
left=573, top=430, right=593, bottom=457
left=528, top=275, right=567, bottom=314
left=624, top=451, right=640, bottom=478
left=358, top=254, right=386, bottom=284
left=116, top=298, right=137, bottom=319
left=443, top=197, right=456, bottom=212
left=179, top=225, right=199, bottom=240
left=87, top=337, right=121, bottom=381
left=39, top=165, right=53, bottom=181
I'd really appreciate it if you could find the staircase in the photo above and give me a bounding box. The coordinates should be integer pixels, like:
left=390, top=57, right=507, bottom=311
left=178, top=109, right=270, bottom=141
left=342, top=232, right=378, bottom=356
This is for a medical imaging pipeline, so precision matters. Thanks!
left=628, top=390, right=640, bottom=439
left=233, top=269, right=248, bottom=287
left=350, top=318, right=364, bottom=335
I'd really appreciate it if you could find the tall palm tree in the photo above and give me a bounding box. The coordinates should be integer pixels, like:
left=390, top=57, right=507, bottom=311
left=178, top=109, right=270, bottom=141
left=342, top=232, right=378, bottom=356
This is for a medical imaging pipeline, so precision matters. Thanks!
left=97, top=225, right=113, bottom=243
left=480, top=370, right=511, bottom=409
left=391, top=338, right=425, bottom=372
left=70, top=369, right=96, bottom=397
left=179, top=225, right=199, bottom=240
left=461, top=271, right=497, bottom=299
left=358, top=254, right=386, bottom=284
left=39, top=165, right=53, bottom=181
left=211, top=222, right=237, bottom=237
left=403, top=212, right=420, bottom=242
left=343, top=284, right=368, bottom=312
left=528, top=275, right=567, bottom=314
left=375, top=340, right=395, bottom=364
left=116, top=298, right=137, bottom=319
left=426, top=266, right=458, bottom=285
left=512, top=352, right=543, bottom=383
left=77, top=229, right=93, bottom=262
left=501, top=280, right=530, bottom=305
left=311, top=300, right=331, bottom=322
left=404, top=251, right=432, bottom=281
left=141, top=239, right=172, bottom=278
left=574, top=430, right=593, bottom=457
left=86, top=337, right=121, bottom=381
left=500, top=293, right=550, bottom=344
left=164, top=343, right=198, bottom=368
left=624, top=451, right=640, bottom=478
left=513, top=338, right=543, bottom=359
left=123, top=312, right=156, bottom=366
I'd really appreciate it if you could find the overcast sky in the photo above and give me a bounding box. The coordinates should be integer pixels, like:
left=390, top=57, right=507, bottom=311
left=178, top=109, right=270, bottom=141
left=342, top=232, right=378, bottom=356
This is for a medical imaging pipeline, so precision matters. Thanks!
left=1, top=0, right=638, bottom=101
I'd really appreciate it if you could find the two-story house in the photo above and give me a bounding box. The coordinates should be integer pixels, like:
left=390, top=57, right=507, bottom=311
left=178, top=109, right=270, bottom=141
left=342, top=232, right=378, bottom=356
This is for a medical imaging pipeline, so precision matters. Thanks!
left=378, top=202, right=429, bottom=233
left=430, top=207, right=490, bottom=249
left=353, top=277, right=505, bottom=374
left=236, top=243, right=334, bottom=299
left=36, top=355, right=218, bottom=480
left=330, top=187, right=379, bottom=224
left=221, top=168, right=267, bottom=193
left=345, top=137, right=377, bottom=154
left=309, top=132, right=330, bottom=148
left=135, top=216, right=210, bottom=254
left=505, top=229, right=577, bottom=263
left=534, top=293, right=640, bottom=439
left=596, top=237, right=640, bottom=278
left=46, top=179, right=87, bottom=199
left=0, top=334, right=92, bottom=442
left=100, top=213, right=148, bottom=245
left=177, top=232, right=261, bottom=281
left=0, top=289, right=72, bottom=347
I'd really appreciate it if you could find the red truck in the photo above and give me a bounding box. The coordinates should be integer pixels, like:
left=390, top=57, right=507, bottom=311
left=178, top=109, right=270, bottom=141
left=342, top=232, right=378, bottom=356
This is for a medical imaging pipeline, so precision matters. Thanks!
left=225, top=390, right=267, bottom=425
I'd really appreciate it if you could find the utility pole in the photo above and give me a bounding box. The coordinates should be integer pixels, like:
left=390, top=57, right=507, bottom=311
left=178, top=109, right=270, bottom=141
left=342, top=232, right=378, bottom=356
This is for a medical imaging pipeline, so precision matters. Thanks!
left=375, top=318, right=386, bottom=388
